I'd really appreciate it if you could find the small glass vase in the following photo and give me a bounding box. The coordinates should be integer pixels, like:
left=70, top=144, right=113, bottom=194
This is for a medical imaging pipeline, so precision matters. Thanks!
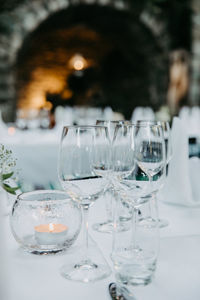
left=10, top=190, right=82, bottom=255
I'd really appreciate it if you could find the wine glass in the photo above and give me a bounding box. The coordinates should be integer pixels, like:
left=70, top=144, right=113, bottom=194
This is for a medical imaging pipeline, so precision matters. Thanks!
left=134, top=122, right=166, bottom=226
left=58, top=125, right=111, bottom=282
left=155, top=121, right=173, bottom=227
left=136, top=120, right=172, bottom=227
left=111, top=198, right=159, bottom=290
left=94, top=123, right=137, bottom=235
left=161, top=121, right=173, bottom=166
left=112, top=124, right=153, bottom=254
left=111, top=124, right=143, bottom=249
left=93, top=120, right=131, bottom=233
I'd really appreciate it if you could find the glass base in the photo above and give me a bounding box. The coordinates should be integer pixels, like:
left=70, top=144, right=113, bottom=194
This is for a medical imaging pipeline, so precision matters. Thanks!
left=92, top=220, right=130, bottom=233
left=139, top=217, right=168, bottom=228
left=18, top=234, right=76, bottom=255
left=29, top=248, right=65, bottom=255
left=158, top=218, right=169, bottom=228
left=115, top=262, right=155, bottom=287
left=60, top=259, right=111, bottom=283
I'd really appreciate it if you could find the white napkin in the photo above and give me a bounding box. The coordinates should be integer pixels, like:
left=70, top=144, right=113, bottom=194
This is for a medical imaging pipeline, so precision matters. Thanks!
left=179, top=106, right=200, bottom=137
left=189, top=157, right=200, bottom=202
left=131, top=106, right=155, bottom=122
left=161, top=117, right=200, bottom=206
left=103, top=106, right=114, bottom=120
left=190, top=106, right=200, bottom=137
left=64, top=106, right=74, bottom=125
left=54, top=106, right=65, bottom=124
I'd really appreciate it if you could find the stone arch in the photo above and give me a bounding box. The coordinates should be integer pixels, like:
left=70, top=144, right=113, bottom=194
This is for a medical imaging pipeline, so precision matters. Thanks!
left=0, top=0, right=167, bottom=121
left=0, top=0, right=128, bottom=120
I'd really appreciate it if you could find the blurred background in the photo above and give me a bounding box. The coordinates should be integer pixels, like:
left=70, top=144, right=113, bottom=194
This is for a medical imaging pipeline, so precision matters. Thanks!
left=0, top=0, right=195, bottom=122
left=0, top=0, right=200, bottom=190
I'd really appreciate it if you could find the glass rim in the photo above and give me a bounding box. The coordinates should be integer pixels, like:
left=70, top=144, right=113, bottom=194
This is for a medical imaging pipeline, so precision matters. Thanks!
left=134, top=120, right=158, bottom=123
left=131, top=122, right=163, bottom=128
left=114, top=123, right=162, bottom=128
left=96, top=120, right=131, bottom=124
left=133, top=120, right=170, bottom=125
left=62, top=125, right=108, bottom=130
left=17, top=190, right=72, bottom=202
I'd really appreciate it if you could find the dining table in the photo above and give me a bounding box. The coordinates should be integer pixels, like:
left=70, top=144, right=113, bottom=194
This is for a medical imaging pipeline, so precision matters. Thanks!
left=2, top=190, right=200, bottom=300
left=1, top=128, right=61, bottom=190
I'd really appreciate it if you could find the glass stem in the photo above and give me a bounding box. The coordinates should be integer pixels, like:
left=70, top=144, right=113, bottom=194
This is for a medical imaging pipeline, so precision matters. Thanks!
left=148, top=175, right=153, bottom=221
left=131, top=206, right=138, bottom=250
left=152, top=191, right=159, bottom=222
left=82, top=204, right=90, bottom=263
left=105, top=185, right=113, bottom=222
left=112, top=190, right=120, bottom=252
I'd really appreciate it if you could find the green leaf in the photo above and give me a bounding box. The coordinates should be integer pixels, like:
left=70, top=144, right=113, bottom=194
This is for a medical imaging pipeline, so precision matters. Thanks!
left=2, top=183, right=19, bottom=195
left=2, top=172, right=13, bottom=180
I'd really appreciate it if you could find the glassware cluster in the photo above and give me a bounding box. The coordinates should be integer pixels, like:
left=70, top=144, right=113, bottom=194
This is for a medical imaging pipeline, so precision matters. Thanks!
left=10, top=120, right=172, bottom=294
left=57, top=121, right=171, bottom=286
left=58, top=125, right=111, bottom=282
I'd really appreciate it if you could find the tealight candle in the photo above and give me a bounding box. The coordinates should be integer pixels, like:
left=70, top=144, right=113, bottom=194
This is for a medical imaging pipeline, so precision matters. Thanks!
left=8, top=127, right=16, bottom=136
left=34, top=223, right=68, bottom=245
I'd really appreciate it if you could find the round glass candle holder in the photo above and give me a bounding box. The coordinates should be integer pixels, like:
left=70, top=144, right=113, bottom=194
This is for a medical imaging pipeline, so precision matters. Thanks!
left=10, top=190, right=82, bottom=255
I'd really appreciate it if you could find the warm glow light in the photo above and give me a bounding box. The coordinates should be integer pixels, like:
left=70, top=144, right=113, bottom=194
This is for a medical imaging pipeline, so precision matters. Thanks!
left=74, top=59, right=84, bottom=71
left=44, top=101, right=53, bottom=110
left=69, top=54, right=88, bottom=71
left=8, top=127, right=16, bottom=136
left=17, top=27, right=104, bottom=110
left=17, top=68, right=71, bottom=110
left=61, top=89, right=73, bottom=99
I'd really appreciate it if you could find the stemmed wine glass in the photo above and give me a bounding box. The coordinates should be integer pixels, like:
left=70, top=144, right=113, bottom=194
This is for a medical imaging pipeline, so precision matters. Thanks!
left=161, top=121, right=173, bottom=168
left=134, top=122, right=166, bottom=226
left=112, top=124, right=152, bottom=252
left=155, top=121, right=173, bottom=227
left=58, top=125, right=111, bottom=282
left=110, top=124, right=160, bottom=295
left=93, top=120, right=131, bottom=233
left=136, top=120, right=172, bottom=227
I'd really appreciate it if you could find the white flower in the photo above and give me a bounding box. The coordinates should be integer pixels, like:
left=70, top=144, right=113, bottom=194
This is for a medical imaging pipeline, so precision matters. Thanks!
left=0, top=144, right=19, bottom=194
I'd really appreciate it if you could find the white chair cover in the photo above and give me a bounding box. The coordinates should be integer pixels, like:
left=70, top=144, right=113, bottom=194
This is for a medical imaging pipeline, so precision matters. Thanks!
left=131, top=106, right=155, bottom=122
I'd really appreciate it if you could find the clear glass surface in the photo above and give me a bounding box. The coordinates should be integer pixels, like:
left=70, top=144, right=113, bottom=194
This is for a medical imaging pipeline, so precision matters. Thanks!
left=10, top=190, right=82, bottom=254
left=109, top=123, right=153, bottom=263
left=95, top=123, right=136, bottom=234
left=134, top=121, right=167, bottom=228
left=92, top=120, right=132, bottom=233
left=58, top=125, right=111, bottom=282
left=134, top=123, right=165, bottom=179
left=112, top=124, right=136, bottom=181
left=157, top=121, right=173, bottom=227
left=112, top=199, right=159, bottom=289
left=161, top=121, right=173, bottom=164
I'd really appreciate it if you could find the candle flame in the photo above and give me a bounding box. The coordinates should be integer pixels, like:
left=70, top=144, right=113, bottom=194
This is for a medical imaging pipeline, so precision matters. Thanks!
left=49, top=223, right=54, bottom=232
left=8, top=127, right=16, bottom=136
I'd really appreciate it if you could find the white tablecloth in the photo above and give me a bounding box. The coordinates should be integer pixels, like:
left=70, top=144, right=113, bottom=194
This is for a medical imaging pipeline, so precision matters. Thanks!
left=2, top=196, right=200, bottom=300
left=10, top=142, right=60, bottom=189
left=2, top=130, right=61, bottom=190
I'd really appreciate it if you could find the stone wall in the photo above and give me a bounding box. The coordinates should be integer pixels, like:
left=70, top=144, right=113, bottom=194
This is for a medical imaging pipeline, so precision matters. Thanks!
left=0, top=0, right=129, bottom=121
left=189, top=0, right=200, bottom=105
left=0, top=0, right=166, bottom=121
